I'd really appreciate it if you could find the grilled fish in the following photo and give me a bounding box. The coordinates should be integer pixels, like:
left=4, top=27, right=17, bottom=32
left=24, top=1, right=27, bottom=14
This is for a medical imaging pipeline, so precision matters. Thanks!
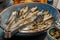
left=6, top=11, right=18, bottom=24
left=19, top=6, right=28, bottom=19
left=24, top=6, right=38, bottom=18
left=5, top=11, right=17, bottom=31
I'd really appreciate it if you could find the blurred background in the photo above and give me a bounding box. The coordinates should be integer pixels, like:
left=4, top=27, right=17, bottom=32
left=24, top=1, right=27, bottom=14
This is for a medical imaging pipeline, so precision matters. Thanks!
left=0, top=0, right=60, bottom=12
left=0, top=0, right=59, bottom=9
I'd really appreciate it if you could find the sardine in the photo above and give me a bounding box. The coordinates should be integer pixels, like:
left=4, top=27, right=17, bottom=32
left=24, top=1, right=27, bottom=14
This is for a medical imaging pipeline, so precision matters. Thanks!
left=6, top=11, right=18, bottom=24
left=19, top=6, right=28, bottom=19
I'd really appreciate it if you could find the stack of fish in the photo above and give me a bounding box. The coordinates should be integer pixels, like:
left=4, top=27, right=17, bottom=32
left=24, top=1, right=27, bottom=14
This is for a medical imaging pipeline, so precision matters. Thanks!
left=5, top=6, right=53, bottom=33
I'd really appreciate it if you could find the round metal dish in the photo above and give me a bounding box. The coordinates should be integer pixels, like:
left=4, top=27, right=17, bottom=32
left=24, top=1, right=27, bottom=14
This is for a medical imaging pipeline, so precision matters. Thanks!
left=0, top=2, right=59, bottom=36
